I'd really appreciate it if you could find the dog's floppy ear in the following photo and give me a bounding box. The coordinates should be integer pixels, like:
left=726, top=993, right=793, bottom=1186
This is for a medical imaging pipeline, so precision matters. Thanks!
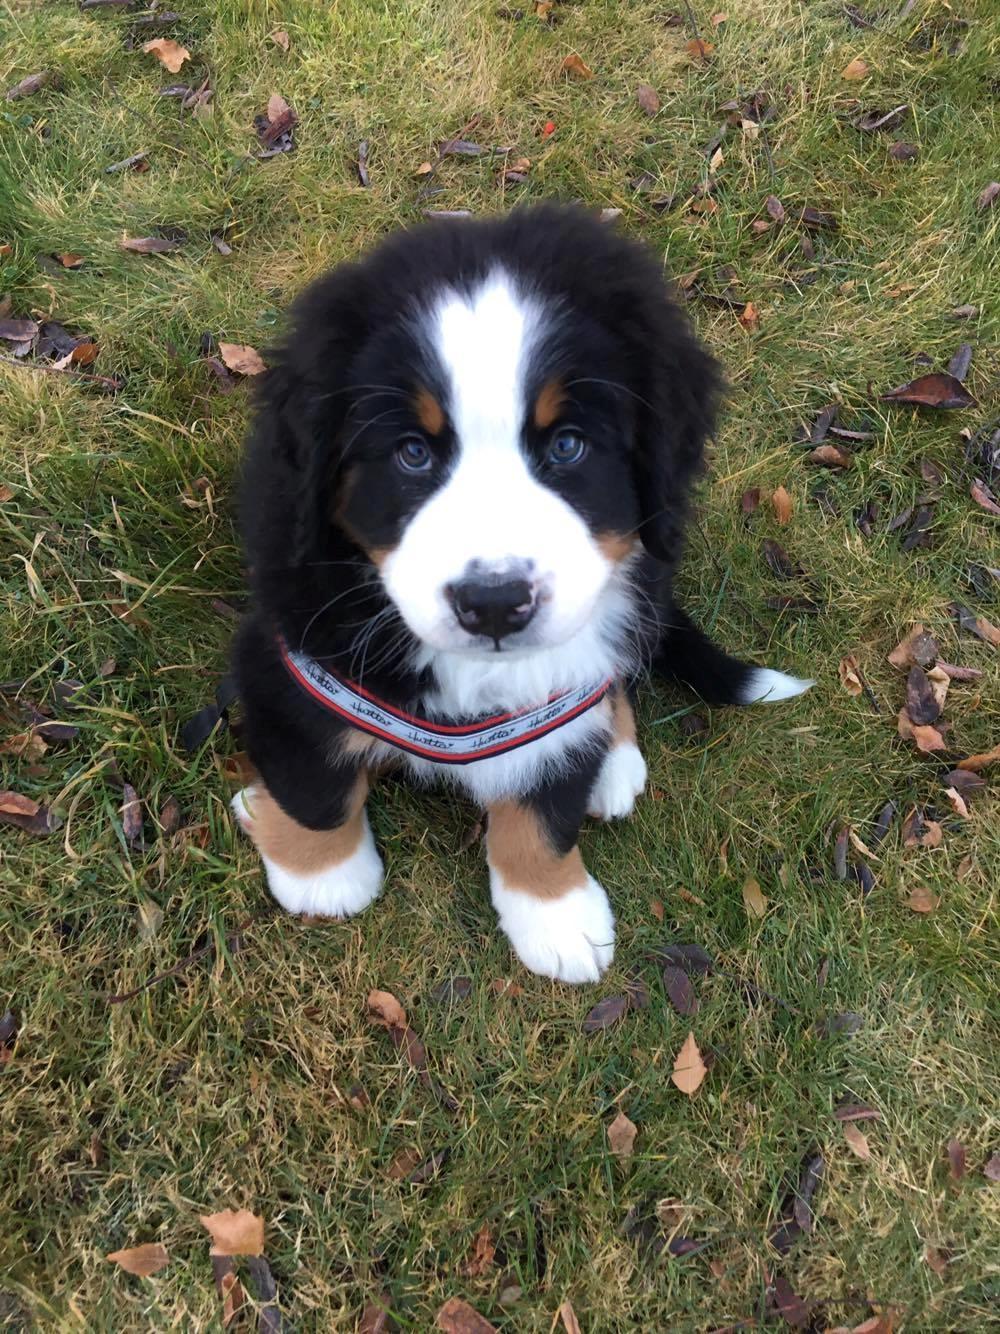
left=626, top=282, right=723, bottom=564
left=240, top=262, right=372, bottom=572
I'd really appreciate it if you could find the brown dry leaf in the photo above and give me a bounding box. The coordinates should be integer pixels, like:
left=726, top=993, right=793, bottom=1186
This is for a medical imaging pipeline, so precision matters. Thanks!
left=947, top=1138, right=966, bottom=1180
left=678, top=886, right=705, bottom=905
left=218, top=342, right=266, bottom=376
left=0, top=731, right=47, bottom=761
left=386, top=1146, right=423, bottom=1180
left=107, top=1243, right=170, bottom=1276
left=843, top=1123, right=872, bottom=1159
left=897, top=709, right=948, bottom=755
left=5, top=71, right=51, bottom=101
left=266, top=92, right=291, bottom=124
left=120, top=784, right=143, bottom=846
left=957, top=743, right=1000, bottom=772
left=944, top=787, right=970, bottom=820
left=971, top=479, right=1000, bottom=517
left=738, top=301, right=759, bottom=331
left=976, top=181, right=1000, bottom=211
left=711, top=11, right=729, bottom=24
left=199, top=1209, right=265, bottom=1257
left=121, top=236, right=180, bottom=255
left=742, top=876, right=768, bottom=919
left=902, top=809, right=943, bottom=848
left=907, top=886, right=939, bottom=914
left=925, top=1245, right=948, bottom=1277
left=839, top=655, right=864, bottom=697
left=842, top=57, right=870, bottom=80
left=561, top=53, right=594, bottom=79
left=142, top=38, right=191, bottom=74
left=460, top=1223, right=495, bottom=1277
left=219, top=1269, right=244, bottom=1327
left=808, top=444, right=852, bottom=468
left=607, top=1109, right=637, bottom=1159
left=983, top=1153, right=1000, bottom=1181
left=0, top=791, right=40, bottom=817
left=686, top=38, right=714, bottom=60
left=367, top=989, right=408, bottom=1029
left=0, top=484, right=14, bottom=502
left=636, top=83, right=660, bottom=116
left=269, top=30, right=290, bottom=51
left=414, top=161, right=434, bottom=176
left=55, top=253, right=84, bottom=269
left=881, top=373, right=976, bottom=410
left=650, top=897, right=664, bottom=922
left=435, top=1297, right=497, bottom=1333
left=926, top=665, right=950, bottom=711
left=559, top=1300, right=583, bottom=1334
left=671, top=1031, right=707, bottom=1095
left=582, top=994, right=629, bottom=1034
left=70, top=341, right=98, bottom=366
left=771, top=485, right=792, bottom=524
left=766, top=194, right=786, bottom=222
left=888, top=624, right=938, bottom=670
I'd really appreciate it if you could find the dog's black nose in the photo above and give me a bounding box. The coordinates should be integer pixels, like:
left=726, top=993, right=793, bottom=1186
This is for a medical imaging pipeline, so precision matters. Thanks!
left=449, top=577, right=536, bottom=642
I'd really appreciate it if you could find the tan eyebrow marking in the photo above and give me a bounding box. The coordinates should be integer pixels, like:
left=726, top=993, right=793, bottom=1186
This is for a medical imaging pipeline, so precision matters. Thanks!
left=414, top=386, right=445, bottom=436
left=533, top=379, right=566, bottom=430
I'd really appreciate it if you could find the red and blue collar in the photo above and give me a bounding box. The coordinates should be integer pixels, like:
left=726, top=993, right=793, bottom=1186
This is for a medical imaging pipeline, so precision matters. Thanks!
left=277, top=637, right=611, bottom=765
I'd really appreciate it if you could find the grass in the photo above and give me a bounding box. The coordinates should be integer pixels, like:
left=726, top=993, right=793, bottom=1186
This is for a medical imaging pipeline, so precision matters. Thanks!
left=1, top=0, right=999, bottom=1328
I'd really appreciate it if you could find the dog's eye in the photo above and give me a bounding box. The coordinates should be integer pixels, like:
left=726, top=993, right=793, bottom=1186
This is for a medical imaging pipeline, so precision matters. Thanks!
left=548, top=428, right=587, bottom=466
left=395, top=436, right=432, bottom=473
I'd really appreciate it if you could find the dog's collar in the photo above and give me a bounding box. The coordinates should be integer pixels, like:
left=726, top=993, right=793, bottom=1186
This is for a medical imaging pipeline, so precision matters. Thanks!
left=277, top=636, right=612, bottom=765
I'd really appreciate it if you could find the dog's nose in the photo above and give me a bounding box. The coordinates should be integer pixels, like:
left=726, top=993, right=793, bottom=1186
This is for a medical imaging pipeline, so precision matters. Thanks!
left=449, top=576, right=536, bottom=642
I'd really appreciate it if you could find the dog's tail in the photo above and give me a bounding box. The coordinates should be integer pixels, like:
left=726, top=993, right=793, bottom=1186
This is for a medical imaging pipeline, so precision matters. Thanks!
left=653, top=606, right=813, bottom=706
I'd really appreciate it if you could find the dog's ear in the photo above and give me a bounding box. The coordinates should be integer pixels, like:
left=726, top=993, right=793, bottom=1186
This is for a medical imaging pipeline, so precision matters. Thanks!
left=240, top=263, right=371, bottom=571
left=627, top=283, right=723, bottom=564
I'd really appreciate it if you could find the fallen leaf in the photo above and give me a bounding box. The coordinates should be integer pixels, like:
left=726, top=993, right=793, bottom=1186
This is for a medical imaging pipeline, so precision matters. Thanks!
left=218, top=342, right=266, bottom=376
left=738, top=301, right=759, bottom=331
left=800, top=205, right=839, bottom=229
left=121, top=236, right=181, bottom=254
left=649, top=897, right=664, bottom=922
left=888, top=624, right=938, bottom=670
left=120, top=783, right=143, bottom=846
left=199, top=1209, right=265, bottom=1257
left=856, top=104, right=909, bottom=132
left=460, top=1223, right=495, bottom=1277
left=907, top=886, right=939, bottom=914
left=711, top=11, right=728, bottom=24
left=771, top=485, right=792, bottom=524
left=561, top=53, right=594, bottom=79
left=839, top=655, right=864, bottom=696
left=808, top=444, right=852, bottom=467
left=653, top=942, right=715, bottom=974
left=769, top=1273, right=810, bottom=1328
left=359, top=1297, right=393, bottom=1334
left=142, top=39, right=191, bottom=74
left=897, top=710, right=948, bottom=755
left=947, top=342, right=973, bottom=382
left=835, top=1102, right=881, bottom=1122
left=671, top=1031, right=707, bottom=1095
left=430, top=976, right=473, bottom=1004
left=662, top=963, right=699, bottom=1016
left=983, top=1153, right=1000, bottom=1182
left=636, top=83, right=660, bottom=116
left=947, top=1138, right=966, bottom=1180
left=408, top=1148, right=449, bottom=1182
left=842, top=57, right=870, bottom=80
left=269, top=30, right=290, bottom=50
left=957, top=743, right=1000, bottom=772
left=952, top=602, right=1000, bottom=647
left=815, top=1011, right=863, bottom=1037
left=902, top=808, right=943, bottom=848
left=843, top=1123, right=872, bottom=1159
left=742, top=876, right=768, bottom=918
left=686, top=38, right=714, bottom=60
left=906, top=666, right=940, bottom=724
left=582, top=994, right=629, bottom=1034
left=0, top=484, right=13, bottom=502
left=766, top=194, right=785, bottom=222
left=107, top=1243, right=169, bottom=1276
left=926, top=665, right=950, bottom=711
left=435, top=1297, right=497, bottom=1333
left=0, top=791, right=40, bottom=817
left=54, top=253, right=85, bottom=269
left=976, top=181, right=1000, bottom=211
left=925, top=1245, right=949, bottom=1277
left=137, top=898, right=163, bottom=940
left=386, top=1146, right=423, bottom=1180
left=0, top=318, right=38, bottom=343
left=490, top=978, right=524, bottom=998
left=741, top=486, right=761, bottom=515
left=971, top=479, right=1000, bottom=517
left=559, top=1300, right=582, bottom=1334
left=608, top=1109, right=637, bottom=1158
left=881, top=373, right=976, bottom=410
left=945, top=769, right=985, bottom=799
left=5, top=71, right=50, bottom=101
left=950, top=303, right=979, bottom=319
left=889, top=141, right=919, bottom=161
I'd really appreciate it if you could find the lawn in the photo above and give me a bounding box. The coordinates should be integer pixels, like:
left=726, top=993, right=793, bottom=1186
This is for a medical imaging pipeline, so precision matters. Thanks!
left=1, top=0, right=999, bottom=1328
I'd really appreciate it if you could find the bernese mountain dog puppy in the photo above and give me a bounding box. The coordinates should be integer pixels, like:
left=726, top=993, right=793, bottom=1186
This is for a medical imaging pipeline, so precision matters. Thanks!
left=230, top=204, right=811, bottom=983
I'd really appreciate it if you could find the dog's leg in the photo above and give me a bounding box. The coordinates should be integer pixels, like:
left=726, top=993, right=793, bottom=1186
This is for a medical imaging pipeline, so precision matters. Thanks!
left=588, top=687, right=647, bottom=820
left=486, top=752, right=614, bottom=983
left=231, top=770, right=383, bottom=918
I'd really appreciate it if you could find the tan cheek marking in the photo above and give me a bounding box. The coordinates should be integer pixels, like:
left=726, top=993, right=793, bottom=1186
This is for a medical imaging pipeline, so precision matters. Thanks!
left=597, top=532, right=638, bottom=564
left=414, top=387, right=445, bottom=436
left=533, top=379, right=566, bottom=431
left=610, top=686, right=637, bottom=748
left=244, top=774, right=368, bottom=875
left=486, top=800, right=585, bottom=901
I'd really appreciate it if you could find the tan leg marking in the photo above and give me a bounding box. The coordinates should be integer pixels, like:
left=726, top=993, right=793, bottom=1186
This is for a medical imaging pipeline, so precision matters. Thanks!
left=244, top=773, right=369, bottom=875
left=596, top=532, right=638, bottom=564
left=533, top=379, right=566, bottom=431
left=486, top=801, right=585, bottom=901
left=610, top=686, right=637, bottom=747
left=414, top=386, right=445, bottom=436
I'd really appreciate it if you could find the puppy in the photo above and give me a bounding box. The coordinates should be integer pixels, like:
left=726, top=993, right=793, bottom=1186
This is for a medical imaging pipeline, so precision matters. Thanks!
left=230, top=204, right=810, bottom=983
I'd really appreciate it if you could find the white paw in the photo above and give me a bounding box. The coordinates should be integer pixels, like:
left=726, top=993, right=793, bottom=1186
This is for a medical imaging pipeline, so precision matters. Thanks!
left=588, top=741, right=647, bottom=820
left=741, top=667, right=815, bottom=704
left=490, top=871, right=615, bottom=984
left=230, top=788, right=384, bottom=918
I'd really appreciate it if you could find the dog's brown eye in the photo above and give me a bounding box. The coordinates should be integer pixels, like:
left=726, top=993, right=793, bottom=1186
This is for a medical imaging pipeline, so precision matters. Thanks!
left=396, top=436, right=432, bottom=473
left=548, top=428, right=586, bottom=465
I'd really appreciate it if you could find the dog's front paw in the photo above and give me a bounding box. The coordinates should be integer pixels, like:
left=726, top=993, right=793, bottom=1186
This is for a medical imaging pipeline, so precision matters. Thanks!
left=489, top=871, right=615, bottom=983
left=588, top=741, right=647, bottom=820
left=231, top=786, right=384, bottom=918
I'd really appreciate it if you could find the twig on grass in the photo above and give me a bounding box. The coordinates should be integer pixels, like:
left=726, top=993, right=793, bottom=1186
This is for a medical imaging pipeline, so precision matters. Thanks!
left=106, top=930, right=246, bottom=1004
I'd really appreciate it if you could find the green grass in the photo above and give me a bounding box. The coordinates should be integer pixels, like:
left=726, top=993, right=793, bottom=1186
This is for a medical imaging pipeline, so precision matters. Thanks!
left=2, top=0, right=999, bottom=1328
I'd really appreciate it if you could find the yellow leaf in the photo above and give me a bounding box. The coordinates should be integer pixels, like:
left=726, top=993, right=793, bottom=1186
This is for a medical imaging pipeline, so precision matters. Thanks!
left=686, top=38, right=714, bottom=61
left=957, top=742, right=1000, bottom=772
left=560, top=1300, right=583, bottom=1334
left=269, top=30, right=290, bottom=51
left=742, top=876, right=768, bottom=918
left=843, top=1122, right=872, bottom=1159
left=841, top=57, right=870, bottom=81
left=709, top=146, right=724, bottom=174
left=142, top=38, right=191, bottom=74
left=839, top=654, right=864, bottom=696
left=711, top=11, right=729, bottom=25
left=671, top=1031, right=707, bottom=1095
left=107, top=1242, right=169, bottom=1276
left=607, top=1109, right=637, bottom=1158
left=770, top=485, right=793, bottom=524
left=414, top=161, right=434, bottom=176
left=218, top=342, right=266, bottom=376
left=561, top=53, right=594, bottom=80
left=907, top=886, right=939, bottom=914
left=738, top=301, right=759, bottom=331
left=199, top=1208, right=265, bottom=1257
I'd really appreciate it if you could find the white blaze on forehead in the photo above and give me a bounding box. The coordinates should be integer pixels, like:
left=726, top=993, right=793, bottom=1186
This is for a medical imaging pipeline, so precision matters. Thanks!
left=433, top=272, right=536, bottom=448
